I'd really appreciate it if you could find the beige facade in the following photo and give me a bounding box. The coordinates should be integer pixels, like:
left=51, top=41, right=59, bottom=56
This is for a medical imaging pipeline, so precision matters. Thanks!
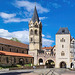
left=55, top=28, right=71, bottom=68
left=29, top=6, right=42, bottom=65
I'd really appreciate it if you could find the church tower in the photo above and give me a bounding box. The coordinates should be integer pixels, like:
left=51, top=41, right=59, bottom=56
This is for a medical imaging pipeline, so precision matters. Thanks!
left=29, top=6, right=42, bottom=65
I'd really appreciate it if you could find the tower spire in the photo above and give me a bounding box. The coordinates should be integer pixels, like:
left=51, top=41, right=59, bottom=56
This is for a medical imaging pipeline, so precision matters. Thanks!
left=31, top=6, right=39, bottom=23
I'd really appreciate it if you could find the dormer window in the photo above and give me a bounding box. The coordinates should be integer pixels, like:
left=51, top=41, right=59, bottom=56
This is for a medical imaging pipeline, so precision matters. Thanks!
left=62, top=29, right=65, bottom=33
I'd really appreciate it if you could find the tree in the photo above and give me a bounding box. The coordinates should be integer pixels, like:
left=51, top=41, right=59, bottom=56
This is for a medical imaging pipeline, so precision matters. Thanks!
left=10, top=37, right=21, bottom=43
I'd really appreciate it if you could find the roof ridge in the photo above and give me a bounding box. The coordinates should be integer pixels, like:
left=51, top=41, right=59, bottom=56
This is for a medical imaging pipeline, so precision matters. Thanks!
left=0, top=37, right=28, bottom=48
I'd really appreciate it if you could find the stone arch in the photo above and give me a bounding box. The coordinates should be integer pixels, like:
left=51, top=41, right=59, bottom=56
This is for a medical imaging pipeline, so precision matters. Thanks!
left=45, top=59, right=55, bottom=68
left=19, top=58, right=24, bottom=65
left=45, top=58, right=55, bottom=64
left=39, top=58, right=43, bottom=65
left=60, top=61, right=66, bottom=68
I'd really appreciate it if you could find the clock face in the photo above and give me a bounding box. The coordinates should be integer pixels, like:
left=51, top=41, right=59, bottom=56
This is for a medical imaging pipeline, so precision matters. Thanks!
left=31, top=24, right=33, bottom=26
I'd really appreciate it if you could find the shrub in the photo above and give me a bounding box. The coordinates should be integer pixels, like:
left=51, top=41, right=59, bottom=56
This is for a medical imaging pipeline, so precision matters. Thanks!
left=24, top=64, right=31, bottom=66
left=16, top=64, right=22, bottom=68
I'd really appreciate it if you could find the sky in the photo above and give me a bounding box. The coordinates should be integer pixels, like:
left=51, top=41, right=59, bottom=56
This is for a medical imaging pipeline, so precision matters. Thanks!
left=0, top=0, right=75, bottom=47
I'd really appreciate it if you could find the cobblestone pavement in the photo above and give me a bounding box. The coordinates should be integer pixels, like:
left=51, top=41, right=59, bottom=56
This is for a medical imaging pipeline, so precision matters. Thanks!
left=0, top=68, right=75, bottom=75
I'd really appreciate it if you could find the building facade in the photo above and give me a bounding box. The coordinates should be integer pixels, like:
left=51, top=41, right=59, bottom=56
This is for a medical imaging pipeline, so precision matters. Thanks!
left=55, top=28, right=71, bottom=68
left=29, top=6, right=42, bottom=65
left=0, top=37, right=33, bottom=67
left=28, top=6, right=75, bottom=68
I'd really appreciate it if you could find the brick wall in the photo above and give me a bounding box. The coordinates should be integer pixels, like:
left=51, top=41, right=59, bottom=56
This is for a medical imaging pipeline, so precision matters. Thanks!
left=0, top=43, right=28, bottom=54
left=0, top=55, right=34, bottom=67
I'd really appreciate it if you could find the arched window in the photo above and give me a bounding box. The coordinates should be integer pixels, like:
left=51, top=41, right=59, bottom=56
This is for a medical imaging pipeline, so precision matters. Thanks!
left=26, top=59, right=28, bottom=63
left=17, top=49, right=18, bottom=53
left=14, top=58, right=16, bottom=63
left=30, top=29, right=33, bottom=35
left=62, top=45, right=64, bottom=48
left=31, top=38, right=33, bottom=42
left=10, top=48, right=11, bottom=52
left=2, top=47, right=3, bottom=51
left=6, top=57, right=9, bottom=63
left=0, top=57, right=1, bottom=62
left=35, top=23, right=38, bottom=27
left=22, top=51, right=24, bottom=53
left=60, top=38, right=65, bottom=42
left=61, top=51, right=65, bottom=56
left=31, top=59, right=32, bottom=63
left=35, top=30, right=37, bottom=34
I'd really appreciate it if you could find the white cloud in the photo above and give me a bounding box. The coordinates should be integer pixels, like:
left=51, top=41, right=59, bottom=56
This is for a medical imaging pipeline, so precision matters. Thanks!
left=3, top=16, right=46, bottom=23
left=15, top=0, right=49, bottom=13
left=42, top=38, right=54, bottom=47
left=42, top=34, right=45, bottom=37
left=39, top=17, right=47, bottom=20
left=46, top=35, right=51, bottom=38
left=4, top=18, right=31, bottom=23
left=0, top=1, right=48, bottom=23
left=0, top=29, right=54, bottom=46
left=0, top=12, right=16, bottom=19
left=52, top=3, right=61, bottom=8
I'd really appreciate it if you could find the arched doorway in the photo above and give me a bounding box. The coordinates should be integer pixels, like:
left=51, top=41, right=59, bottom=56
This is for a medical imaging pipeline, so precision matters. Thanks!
left=70, top=63, right=73, bottom=68
left=45, top=60, right=55, bottom=68
left=60, top=61, right=66, bottom=68
left=39, top=58, right=43, bottom=65
left=19, top=58, right=24, bottom=65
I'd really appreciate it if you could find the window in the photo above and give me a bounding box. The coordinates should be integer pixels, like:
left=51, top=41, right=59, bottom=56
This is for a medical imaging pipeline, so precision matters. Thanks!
left=62, top=29, right=65, bottom=33
left=60, top=38, right=65, bottom=42
left=31, top=38, right=33, bottom=42
left=40, top=38, right=41, bottom=42
left=61, top=51, right=65, bottom=56
left=35, top=23, right=38, bottom=27
left=62, top=45, right=64, bottom=48
left=6, top=57, right=9, bottom=63
left=14, top=58, right=16, bottom=63
left=26, top=59, right=28, bottom=63
left=30, top=29, right=33, bottom=35
left=31, top=59, right=32, bottom=63
left=22, top=51, right=24, bottom=53
left=10, top=48, right=11, bottom=52
left=35, top=30, right=37, bottom=34
left=17, top=49, right=18, bottom=53
left=0, top=57, right=1, bottom=62
left=2, top=47, right=3, bottom=51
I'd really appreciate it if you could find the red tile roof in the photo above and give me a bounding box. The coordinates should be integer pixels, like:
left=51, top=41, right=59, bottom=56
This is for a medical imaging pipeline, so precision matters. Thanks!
left=42, top=46, right=53, bottom=50
left=0, top=37, right=28, bottom=49
left=0, top=51, right=33, bottom=57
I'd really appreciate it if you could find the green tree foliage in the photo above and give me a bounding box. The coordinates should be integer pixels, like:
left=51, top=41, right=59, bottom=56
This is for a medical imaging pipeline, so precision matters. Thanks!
left=10, top=37, right=21, bottom=43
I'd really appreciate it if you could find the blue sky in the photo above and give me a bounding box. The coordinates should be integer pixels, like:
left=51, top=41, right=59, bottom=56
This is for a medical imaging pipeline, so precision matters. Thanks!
left=0, top=0, right=75, bottom=47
